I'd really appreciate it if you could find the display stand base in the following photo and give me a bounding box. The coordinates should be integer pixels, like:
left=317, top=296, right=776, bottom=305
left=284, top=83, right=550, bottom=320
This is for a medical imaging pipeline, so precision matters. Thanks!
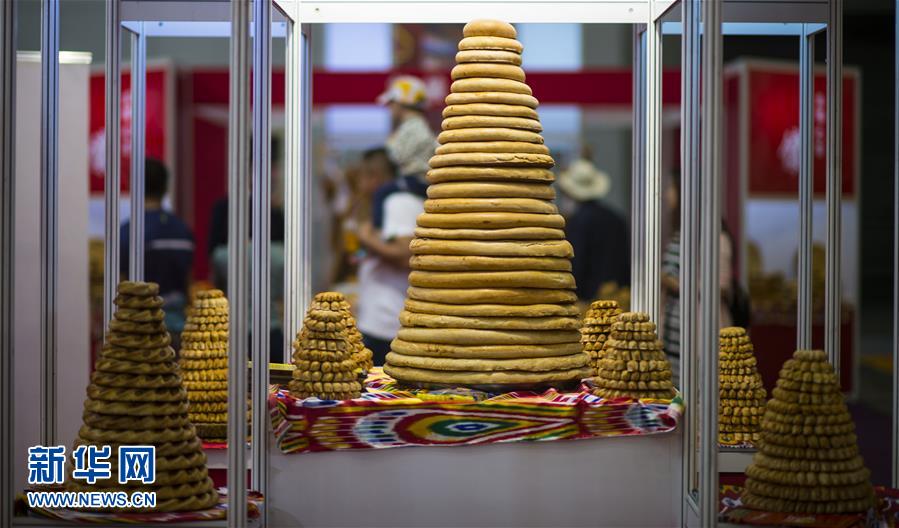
left=269, top=431, right=682, bottom=527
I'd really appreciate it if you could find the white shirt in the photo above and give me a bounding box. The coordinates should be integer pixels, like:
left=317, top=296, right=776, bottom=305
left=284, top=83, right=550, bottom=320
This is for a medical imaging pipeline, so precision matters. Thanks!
left=356, top=191, right=424, bottom=340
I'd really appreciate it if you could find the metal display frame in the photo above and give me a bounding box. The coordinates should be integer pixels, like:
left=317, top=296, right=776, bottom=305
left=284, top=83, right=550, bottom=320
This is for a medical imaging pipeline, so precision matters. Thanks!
left=0, top=0, right=864, bottom=526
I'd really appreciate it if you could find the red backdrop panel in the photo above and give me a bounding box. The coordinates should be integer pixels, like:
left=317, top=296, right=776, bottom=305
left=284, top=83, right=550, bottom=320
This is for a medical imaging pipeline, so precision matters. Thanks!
left=89, top=69, right=169, bottom=194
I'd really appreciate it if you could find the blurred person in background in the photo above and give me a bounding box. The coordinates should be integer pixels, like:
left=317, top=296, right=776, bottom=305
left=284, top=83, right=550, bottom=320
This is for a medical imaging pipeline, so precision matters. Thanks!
left=661, top=174, right=750, bottom=386
left=208, top=138, right=286, bottom=362
left=355, top=76, right=437, bottom=364
left=120, top=158, right=195, bottom=349
left=337, top=148, right=398, bottom=284
left=560, top=147, right=629, bottom=302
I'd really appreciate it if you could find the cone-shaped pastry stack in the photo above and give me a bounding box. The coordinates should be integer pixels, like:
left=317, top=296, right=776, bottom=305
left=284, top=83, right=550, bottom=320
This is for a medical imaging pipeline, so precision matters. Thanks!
left=68, top=281, right=217, bottom=512
left=383, top=19, right=590, bottom=389
left=179, top=289, right=229, bottom=442
left=580, top=300, right=622, bottom=376
left=718, top=327, right=766, bottom=445
left=742, top=349, right=875, bottom=514
left=309, top=292, right=373, bottom=374
left=592, top=312, right=675, bottom=399
left=289, top=302, right=362, bottom=400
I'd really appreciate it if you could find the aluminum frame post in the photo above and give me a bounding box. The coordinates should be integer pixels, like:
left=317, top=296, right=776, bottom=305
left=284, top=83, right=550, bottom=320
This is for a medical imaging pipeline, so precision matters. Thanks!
left=283, top=15, right=298, bottom=362
left=680, top=0, right=701, bottom=518
left=129, top=22, right=146, bottom=281
left=893, top=0, right=899, bottom=489
left=1, top=0, right=16, bottom=523
left=797, top=25, right=815, bottom=350
left=825, top=0, right=843, bottom=374
left=631, top=25, right=647, bottom=313
left=700, top=0, right=723, bottom=525
left=40, top=0, right=59, bottom=446
left=250, top=0, right=272, bottom=521
left=227, top=0, right=251, bottom=525
left=645, top=14, right=662, bottom=325
left=104, top=0, right=121, bottom=334
left=300, top=23, right=313, bottom=314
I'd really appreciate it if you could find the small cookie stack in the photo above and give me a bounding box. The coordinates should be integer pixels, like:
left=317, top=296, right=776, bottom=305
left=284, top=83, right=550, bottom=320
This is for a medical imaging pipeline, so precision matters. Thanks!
left=69, top=281, right=217, bottom=512
left=309, top=291, right=373, bottom=374
left=580, top=300, right=622, bottom=376
left=742, top=349, right=875, bottom=514
left=179, top=289, right=229, bottom=442
left=718, top=327, right=766, bottom=445
left=289, top=303, right=362, bottom=400
left=384, top=19, right=590, bottom=389
left=592, top=312, right=675, bottom=400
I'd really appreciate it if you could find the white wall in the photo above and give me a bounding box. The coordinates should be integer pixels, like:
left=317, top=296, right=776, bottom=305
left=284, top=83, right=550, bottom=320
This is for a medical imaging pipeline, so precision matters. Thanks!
left=14, top=54, right=91, bottom=491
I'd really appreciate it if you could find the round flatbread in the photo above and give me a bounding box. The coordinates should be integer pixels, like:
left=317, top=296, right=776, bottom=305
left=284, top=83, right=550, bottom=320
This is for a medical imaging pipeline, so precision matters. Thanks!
left=404, top=298, right=579, bottom=317
left=409, top=238, right=573, bottom=258
left=407, top=286, right=577, bottom=305
left=427, top=181, right=555, bottom=200
left=397, top=327, right=580, bottom=346
left=392, top=338, right=583, bottom=359
left=410, top=254, right=571, bottom=272
left=435, top=141, right=549, bottom=155
left=386, top=351, right=587, bottom=372
left=414, top=226, right=565, bottom=240
left=427, top=166, right=554, bottom=184
left=424, top=198, right=557, bottom=214
left=456, top=49, right=521, bottom=65
left=384, top=363, right=590, bottom=385
left=429, top=152, right=554, bottom=169
left=442, top=103, right=538, bottom=120
left=438, top=128, right=543, bottom=145
left=463, top=20, right=517, bottom=39
left=408, top=270, right=575, bottom=289
left=458, top=36, right=523, bottom=53
left=451, top=77, right=531, bottom=95
left=442, top=115, right=542, bottom=132
left=451, top=63, right=525, bottom=82
left=400, top=311, right=579, bottom=331
left=446, top=91, right=538, bottom=108
left=418, top=211, right=564, bottom=229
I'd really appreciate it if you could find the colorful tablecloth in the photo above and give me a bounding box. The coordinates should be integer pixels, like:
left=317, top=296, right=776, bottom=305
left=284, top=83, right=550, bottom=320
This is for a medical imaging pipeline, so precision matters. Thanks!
left=16, top=487, right=263, bottom=524
left=270, top=368, right=683, bottom=454
left=720, top=484, right=899, bottom=527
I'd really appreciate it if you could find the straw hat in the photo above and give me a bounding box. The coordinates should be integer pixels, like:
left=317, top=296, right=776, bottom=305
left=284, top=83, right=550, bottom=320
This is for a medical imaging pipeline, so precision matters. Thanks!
left=557, top=158, right=611, bottom=201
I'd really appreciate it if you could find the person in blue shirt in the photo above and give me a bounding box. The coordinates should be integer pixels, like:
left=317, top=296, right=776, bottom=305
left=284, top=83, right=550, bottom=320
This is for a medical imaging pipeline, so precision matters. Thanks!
left=120, top=159, right=195, bottom=346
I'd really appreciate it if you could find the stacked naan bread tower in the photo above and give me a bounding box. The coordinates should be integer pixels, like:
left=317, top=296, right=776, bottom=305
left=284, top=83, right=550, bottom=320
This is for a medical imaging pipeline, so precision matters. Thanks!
left=383, top=19, right=590, bottom=390
left=718, top=327, right=766, bottom=445
left=69, top=281, right=217, bottom=512
left=289, top=296, right=363, bottom=400
left=179, top=289, right=229, bottom=442
left=742, top=349, right=875, bottom=514
left=580, top=300, right=622, bottom=376
left=591, top=312, right=676, bottom=400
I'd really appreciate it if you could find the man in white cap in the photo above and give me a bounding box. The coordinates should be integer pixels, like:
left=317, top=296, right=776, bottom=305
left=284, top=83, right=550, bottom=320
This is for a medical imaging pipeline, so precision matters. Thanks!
left=559, top=147, right=630, bottom=301
left=355, top=75, right=437, bottom=364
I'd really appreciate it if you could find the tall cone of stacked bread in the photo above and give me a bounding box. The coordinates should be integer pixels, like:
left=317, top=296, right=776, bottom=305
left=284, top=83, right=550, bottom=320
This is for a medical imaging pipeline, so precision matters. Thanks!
left=309, top=292, right=373, bottom=375
left=383, top=20, right=590, bottom=389
left=179, top=289, right=229, bottom=442
left=742, top=349, right=875, bottom=514
left=580, top=300, right=622, bottom=376
left=718, top=327, right=766, bottom=445
left=68, top=281, right=217, bottom=512
left=289, top=299, right=363, bottom=400
left=591, top=312, right=675, bottom=399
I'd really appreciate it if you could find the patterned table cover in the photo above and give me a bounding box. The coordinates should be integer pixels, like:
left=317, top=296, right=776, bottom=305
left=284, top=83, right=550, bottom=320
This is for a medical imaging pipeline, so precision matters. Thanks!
left=719, top=484, right=899, bottom=527
left=16, top=487, right=263, bottom=524
left=270, top=368, right=684, bottom=454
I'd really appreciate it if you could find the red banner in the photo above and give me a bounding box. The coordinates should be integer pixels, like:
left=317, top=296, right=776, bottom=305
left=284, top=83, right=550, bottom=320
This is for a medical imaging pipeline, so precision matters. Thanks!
left=89, top=68, right=169, bottom=194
